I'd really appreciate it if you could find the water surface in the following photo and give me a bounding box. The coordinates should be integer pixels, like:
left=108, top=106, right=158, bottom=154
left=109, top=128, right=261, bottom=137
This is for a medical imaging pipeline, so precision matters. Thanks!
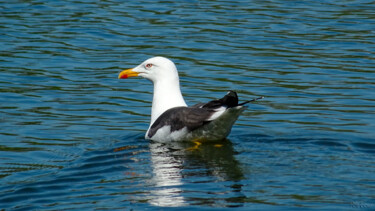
left=1, top=0, right=375, bottom=210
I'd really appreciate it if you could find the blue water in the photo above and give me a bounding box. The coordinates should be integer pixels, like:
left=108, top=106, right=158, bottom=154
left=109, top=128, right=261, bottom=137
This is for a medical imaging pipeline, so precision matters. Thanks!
left=1, top=0, right=375, bottom=210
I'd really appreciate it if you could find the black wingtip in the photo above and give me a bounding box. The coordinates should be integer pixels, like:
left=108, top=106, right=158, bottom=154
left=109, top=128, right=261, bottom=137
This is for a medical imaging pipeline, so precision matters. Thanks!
left=222, top=90, right=239, bottom=107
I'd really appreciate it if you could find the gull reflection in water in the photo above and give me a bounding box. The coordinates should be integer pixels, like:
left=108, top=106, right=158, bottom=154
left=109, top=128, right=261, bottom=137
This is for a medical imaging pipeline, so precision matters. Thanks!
left=149, top=142, right=186, bottom=207
left=148, top=140, right=244, bottom=207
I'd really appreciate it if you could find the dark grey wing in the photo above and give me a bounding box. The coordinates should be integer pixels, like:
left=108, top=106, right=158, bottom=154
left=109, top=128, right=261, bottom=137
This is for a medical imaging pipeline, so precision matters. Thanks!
left=147, top=107, right=214, bottom=139
left=191, top=102, right=205, bottom=108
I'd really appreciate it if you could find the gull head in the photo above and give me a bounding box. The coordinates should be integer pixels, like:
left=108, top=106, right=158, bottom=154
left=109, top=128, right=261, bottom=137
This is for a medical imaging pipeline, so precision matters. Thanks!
left=118, top=56, right=179, bottom=83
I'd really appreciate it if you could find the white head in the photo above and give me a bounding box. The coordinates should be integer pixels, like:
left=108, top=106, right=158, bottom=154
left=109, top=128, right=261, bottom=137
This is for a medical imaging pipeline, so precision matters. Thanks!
left=118, top=56, right=179, bottom=83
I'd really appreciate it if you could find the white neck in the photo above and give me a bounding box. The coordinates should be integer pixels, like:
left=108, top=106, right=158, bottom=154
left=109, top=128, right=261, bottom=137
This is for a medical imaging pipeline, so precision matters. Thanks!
left=150, top=77, right=187, bottom=125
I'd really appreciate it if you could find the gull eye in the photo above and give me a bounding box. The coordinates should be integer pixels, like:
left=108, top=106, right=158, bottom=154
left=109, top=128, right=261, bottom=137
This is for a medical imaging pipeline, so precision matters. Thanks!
left=145, top=63, right=153, bottom=69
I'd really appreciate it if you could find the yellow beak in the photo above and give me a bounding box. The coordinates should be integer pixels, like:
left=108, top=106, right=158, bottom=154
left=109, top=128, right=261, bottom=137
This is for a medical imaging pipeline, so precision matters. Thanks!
left=118, top=68, right=139, bottom=79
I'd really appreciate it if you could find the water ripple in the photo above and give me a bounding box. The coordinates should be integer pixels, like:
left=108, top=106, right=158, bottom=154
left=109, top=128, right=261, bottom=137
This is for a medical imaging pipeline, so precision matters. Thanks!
left=1, top=0, right=374, bottom=209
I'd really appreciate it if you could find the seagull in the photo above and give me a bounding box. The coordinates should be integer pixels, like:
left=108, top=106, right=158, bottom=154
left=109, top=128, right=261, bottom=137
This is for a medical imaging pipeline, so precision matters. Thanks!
left=118, top=56, right=261, bottom=142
